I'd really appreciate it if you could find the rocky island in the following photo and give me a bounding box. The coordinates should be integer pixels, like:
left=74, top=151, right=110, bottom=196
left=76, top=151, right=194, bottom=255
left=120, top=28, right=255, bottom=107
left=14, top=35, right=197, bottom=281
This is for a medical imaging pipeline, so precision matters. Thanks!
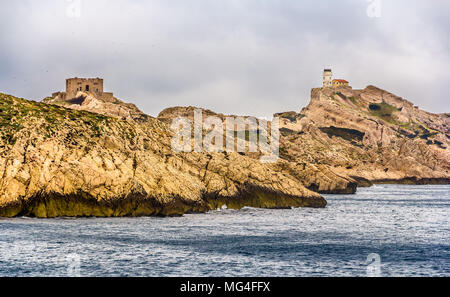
left=0, top=75, right=448, bottom=218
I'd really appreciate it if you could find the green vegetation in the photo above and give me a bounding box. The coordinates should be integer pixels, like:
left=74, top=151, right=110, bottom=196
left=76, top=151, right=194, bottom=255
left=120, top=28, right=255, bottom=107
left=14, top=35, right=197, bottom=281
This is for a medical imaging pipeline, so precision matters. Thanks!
left=234, top=129, right=260, bottom=142
left=334, top=92, right=347, bottom=100
left=274, top=111, right=304, bottom=123
left=279, top=127, right=297, bottom=136
left=319, top=126, right=365, bottom=143
left=367, top=102, right=399, bottom=124
left=419, top=132, right=438, bottom=140
left=279, top=146, right=293, bottom=161
left=394, top=118, right=442, bottom=142
left=348, top=96, right=359, bottom=106
left=0, top=94, right=28, bottom=146
left=0, top=92, right=111, bottom=146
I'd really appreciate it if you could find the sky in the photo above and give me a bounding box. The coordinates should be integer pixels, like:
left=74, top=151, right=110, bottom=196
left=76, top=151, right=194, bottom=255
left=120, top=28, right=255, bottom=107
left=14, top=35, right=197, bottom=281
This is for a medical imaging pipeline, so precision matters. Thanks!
left=0, top=0, right=449, bottom=118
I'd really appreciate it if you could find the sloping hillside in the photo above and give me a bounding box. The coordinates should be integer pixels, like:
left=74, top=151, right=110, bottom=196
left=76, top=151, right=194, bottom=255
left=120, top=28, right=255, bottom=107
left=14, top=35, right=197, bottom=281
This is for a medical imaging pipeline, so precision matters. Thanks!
left=159, top=85, right=450, bottom=192
left=0, top=93, right=325, bottom=218
left=276, top=86, right=450, bottom=185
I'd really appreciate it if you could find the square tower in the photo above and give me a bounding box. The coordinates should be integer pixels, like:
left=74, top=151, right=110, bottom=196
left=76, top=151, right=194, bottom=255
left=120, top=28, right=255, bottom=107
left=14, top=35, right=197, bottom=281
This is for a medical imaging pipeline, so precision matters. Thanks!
left=66, top=78, right=104, bottom=98
left=323, top=69, right=332, bottom=88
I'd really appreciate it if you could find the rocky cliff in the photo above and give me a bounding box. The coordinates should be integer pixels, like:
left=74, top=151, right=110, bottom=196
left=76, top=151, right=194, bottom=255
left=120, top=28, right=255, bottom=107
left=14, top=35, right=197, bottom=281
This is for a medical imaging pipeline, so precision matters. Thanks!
left=275, top=86, right=450, bottom=186
left=1, top=84, right=448, bottom=218
left=0, top=93, right=325, bottom=218
left=159, top=86, right=450, bottom=192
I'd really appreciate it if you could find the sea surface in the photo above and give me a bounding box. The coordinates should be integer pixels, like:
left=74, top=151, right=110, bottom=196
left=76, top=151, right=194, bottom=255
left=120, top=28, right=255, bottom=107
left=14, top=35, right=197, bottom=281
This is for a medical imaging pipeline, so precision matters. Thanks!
left=0, top=184, right=449, bottom=277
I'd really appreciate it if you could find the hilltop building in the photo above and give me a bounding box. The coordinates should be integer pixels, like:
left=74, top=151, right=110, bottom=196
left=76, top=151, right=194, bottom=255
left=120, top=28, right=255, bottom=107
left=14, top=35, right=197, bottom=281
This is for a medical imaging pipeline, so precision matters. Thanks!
left=332, top=79, right=349, bottom=87
left=322, top=69, right=350, bottom=88
left=323, top=69, right=332, bottom=88
left=51, top=78, right=114, bottom=102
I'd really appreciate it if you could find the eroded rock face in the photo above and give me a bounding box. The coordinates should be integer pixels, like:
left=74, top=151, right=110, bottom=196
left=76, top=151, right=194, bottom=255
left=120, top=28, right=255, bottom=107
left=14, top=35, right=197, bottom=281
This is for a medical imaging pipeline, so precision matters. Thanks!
left=276, top=86, right=450, bottom=185
left=0, top=93, right=325, bottom=217
left=1, top=84, right=447, bottom=218
left=43, top=91, right=150, bottom=122
left=158, top=85, right=449, bottom=191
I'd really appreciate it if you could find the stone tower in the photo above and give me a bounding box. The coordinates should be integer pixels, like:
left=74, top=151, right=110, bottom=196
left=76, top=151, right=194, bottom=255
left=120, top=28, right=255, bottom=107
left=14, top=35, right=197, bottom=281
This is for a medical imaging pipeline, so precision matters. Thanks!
left=50, top=77, right=115, bottom=102
left=66, top=77, right=104, bottom=99
left=323, top=69, right=332, bottom=88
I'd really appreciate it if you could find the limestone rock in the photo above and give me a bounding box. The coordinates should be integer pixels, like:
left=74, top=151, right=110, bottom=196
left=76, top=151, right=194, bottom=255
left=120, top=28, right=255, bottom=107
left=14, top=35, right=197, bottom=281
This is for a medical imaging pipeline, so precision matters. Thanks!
left=1, top=83, right=447, bottom=218
left=44, top=91, right=149, bottom=122
left=0, top=93, right=325, bottom=218
left=276, top=86, right=450, bottom=185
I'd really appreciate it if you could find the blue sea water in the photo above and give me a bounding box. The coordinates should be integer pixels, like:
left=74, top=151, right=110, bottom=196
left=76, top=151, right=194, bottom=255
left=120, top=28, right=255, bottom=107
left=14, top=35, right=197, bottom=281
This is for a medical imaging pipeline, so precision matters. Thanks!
left=0, top=184, right=449, bottom=277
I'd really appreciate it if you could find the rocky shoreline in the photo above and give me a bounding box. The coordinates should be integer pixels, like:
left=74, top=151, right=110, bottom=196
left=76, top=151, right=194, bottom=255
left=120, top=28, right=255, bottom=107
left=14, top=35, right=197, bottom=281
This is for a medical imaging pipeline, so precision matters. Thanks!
left=0, top=84, right=449, bottom=218
left=0, top=185, right=326, bottom=218
left=371, top=177, right=450, bottom=185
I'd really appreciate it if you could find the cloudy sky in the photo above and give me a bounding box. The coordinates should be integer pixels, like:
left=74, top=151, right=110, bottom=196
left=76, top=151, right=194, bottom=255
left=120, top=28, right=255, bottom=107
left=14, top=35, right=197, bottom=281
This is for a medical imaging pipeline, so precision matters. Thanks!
left=0, top=0, right=448, bottom=117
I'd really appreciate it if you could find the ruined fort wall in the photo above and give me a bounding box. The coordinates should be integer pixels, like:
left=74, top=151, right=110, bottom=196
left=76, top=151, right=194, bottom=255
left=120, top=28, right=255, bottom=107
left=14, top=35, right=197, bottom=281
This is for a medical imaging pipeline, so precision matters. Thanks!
left=66, top=78, right=104, bottom=98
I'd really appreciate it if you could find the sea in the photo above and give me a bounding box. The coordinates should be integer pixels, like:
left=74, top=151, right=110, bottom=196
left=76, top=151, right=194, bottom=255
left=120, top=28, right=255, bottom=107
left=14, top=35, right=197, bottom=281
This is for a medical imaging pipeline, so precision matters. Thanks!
left=0, top=184, right=448, bottom=277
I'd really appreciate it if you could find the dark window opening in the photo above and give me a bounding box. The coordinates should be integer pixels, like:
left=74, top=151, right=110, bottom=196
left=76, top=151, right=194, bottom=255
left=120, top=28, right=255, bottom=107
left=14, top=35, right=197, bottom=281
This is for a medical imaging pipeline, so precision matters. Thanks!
left=85, top=85, right=89, bottom=91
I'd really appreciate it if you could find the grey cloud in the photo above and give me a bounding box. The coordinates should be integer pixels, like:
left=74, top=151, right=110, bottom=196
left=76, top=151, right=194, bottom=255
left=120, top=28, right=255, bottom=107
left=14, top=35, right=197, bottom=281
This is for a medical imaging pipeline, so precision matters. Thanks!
left=0, top=0, right=448, bottom=118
